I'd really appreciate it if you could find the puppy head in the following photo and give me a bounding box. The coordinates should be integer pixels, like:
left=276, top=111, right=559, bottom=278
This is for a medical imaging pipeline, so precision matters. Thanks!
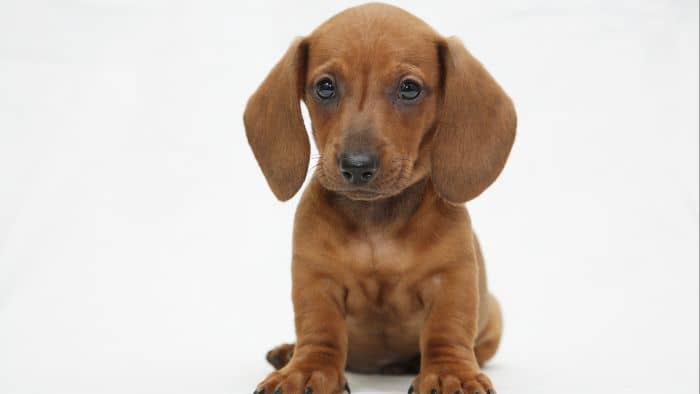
left=244, top=4, right=516, bottom=203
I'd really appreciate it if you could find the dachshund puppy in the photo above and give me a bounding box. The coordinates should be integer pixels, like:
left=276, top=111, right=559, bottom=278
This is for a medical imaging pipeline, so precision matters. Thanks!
left=244, top=3, right=516, bottom=394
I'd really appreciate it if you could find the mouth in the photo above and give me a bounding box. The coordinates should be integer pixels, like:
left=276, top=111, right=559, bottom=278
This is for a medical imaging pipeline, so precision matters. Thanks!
left=340, top=189, right=384, bottom=201
left=322, top=173, right=410, bottom=201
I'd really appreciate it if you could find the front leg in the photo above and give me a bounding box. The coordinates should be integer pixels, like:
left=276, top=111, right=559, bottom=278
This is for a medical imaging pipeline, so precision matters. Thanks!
left=411, top=264, right=495, bottom=394
left=255, top=264, right=348, bottom=394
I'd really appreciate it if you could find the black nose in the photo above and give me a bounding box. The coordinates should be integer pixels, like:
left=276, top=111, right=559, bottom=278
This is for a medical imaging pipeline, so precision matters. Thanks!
left=339, top=152, right=379, bottom=185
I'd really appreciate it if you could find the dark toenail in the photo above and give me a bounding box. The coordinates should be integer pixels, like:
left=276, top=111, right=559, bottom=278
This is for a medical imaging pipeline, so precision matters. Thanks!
left=431, top=389, right=438, bottom=394
left=454, top=391, right=462, bottom=394
left=304, top=388, right=313, bottom=394
left=408, top=386, right=414, bottom=394
left=254, top=389, right=265, bottom=394
left=274, top=389, right=282, bottom=394
left=486, top=391, right=493, bottom=394
left=344, top=382, right=351, bottom=393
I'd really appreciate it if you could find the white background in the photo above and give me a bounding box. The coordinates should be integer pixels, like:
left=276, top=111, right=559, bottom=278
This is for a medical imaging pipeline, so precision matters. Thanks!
left=0, top=1, right=698, bottom=393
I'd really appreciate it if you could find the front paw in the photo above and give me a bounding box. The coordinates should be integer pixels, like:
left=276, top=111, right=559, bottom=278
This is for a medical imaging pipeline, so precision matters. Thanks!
left=409, top=368, right=495, bottom=394
left=254, top=363, right=349, bottom=394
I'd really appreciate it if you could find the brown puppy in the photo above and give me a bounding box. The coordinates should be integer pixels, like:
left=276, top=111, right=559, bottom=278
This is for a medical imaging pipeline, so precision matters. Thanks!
left=244, top=3, right=516, bottom=394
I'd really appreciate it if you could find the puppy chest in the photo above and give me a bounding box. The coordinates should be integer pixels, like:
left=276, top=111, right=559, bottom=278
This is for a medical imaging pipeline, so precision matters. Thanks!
left=342, top=238, right=422, bottom=318
left=344, top=236, right=413, bottom=272
left=344, top=278, right=423, bottom=318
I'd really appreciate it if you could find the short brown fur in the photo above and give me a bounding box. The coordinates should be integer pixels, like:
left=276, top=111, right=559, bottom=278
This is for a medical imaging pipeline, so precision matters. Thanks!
left=244, top=4, right=516, bottom=393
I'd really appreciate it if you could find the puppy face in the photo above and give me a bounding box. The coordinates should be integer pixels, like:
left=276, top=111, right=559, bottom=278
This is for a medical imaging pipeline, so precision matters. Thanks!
left=305, top=10, right=440, bottom=201
left=244, top=4, right=516, bottom=203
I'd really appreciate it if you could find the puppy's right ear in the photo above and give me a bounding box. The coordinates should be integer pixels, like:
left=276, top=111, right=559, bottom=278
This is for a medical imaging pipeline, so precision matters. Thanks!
left=244, top=38, right=310, bottom=201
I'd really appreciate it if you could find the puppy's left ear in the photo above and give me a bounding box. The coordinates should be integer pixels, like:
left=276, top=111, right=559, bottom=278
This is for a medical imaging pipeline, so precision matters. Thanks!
left=431, top=37, right=517, bottom=203
left=244, top=38, right=310, bottom=201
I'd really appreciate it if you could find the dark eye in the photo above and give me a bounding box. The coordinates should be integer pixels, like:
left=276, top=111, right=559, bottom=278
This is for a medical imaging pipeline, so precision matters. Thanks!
left=315, top=78, right=335, bottom=100
left=399, top=79, right=422, bottom=101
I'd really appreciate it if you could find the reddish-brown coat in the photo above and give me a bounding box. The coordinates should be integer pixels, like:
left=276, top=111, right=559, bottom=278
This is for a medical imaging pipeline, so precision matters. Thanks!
left=244, top=4, right=515, bottom=393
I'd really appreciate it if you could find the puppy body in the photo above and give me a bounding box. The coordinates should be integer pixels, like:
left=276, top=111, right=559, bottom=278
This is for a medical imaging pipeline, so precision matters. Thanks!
left=293, top=178, right=500, bottom=374
left=245, top=4, right=515, bottom=393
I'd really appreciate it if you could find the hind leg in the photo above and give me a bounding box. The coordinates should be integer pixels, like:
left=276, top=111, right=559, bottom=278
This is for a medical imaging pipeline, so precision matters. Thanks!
left=265, top=343, right=295, bottom=370
left=475, top=294, right=503, bottom=366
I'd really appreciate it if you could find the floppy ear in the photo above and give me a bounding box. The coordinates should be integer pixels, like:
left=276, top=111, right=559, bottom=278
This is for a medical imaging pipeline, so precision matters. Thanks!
left=244, top=38, right=310, bottom=201
left=431, top=37, right=517, bottom=203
